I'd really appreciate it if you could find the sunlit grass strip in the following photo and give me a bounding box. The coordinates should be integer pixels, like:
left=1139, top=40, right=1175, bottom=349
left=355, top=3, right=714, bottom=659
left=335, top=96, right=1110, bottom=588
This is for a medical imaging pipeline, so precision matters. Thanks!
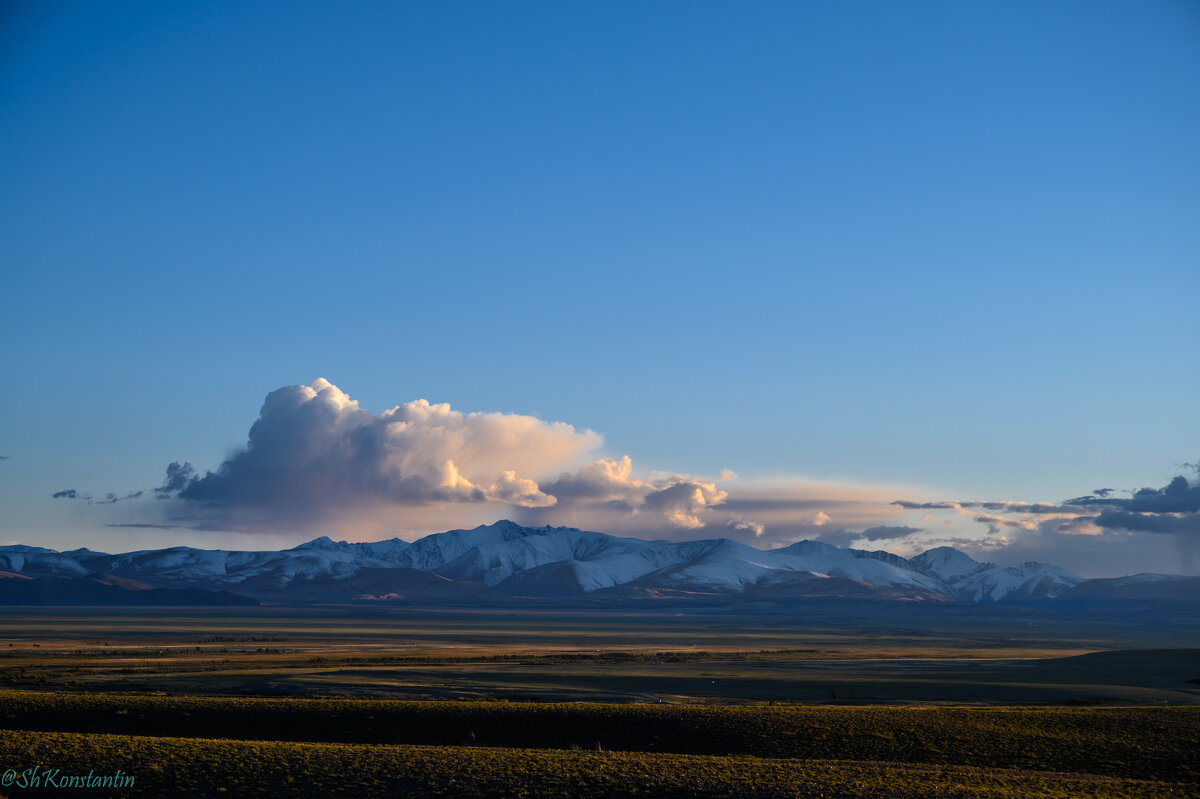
left=0, top=729, right=1191, bottom=799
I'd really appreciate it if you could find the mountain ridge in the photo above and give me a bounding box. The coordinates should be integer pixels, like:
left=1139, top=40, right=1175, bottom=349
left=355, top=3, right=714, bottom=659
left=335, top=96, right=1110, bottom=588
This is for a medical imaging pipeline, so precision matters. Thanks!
left=0, top=520, right=1111, bottom=605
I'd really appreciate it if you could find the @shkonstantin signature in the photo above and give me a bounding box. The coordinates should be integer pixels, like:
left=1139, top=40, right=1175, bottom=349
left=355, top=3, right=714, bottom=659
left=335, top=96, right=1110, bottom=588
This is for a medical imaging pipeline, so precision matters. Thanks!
left=3, top=766, right=135, bottom=789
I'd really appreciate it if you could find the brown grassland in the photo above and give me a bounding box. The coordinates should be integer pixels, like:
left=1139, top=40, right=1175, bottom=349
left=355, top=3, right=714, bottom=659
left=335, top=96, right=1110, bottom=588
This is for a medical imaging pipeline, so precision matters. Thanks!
left=0, top=606, right=1197, bottom=797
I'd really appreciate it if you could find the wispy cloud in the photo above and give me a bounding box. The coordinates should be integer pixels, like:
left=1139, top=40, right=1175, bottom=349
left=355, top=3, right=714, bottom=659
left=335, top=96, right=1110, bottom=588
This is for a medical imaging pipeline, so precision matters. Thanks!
left=52, top=489, right=144, bottom=505
left=815, top=524, right=923, bottom=549
left=906, top=464, right=1200, bottom=575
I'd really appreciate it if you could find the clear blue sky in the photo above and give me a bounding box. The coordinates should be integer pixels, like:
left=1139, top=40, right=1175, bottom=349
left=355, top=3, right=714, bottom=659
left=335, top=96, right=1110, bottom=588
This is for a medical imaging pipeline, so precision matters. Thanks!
left=1, top=1, right=1197, bottom=570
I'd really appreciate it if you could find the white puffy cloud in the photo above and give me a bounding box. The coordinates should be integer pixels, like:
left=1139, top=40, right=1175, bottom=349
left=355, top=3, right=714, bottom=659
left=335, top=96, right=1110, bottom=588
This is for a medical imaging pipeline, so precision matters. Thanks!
left=145, top=380, right=934, bottom=545
left=728, top=518, right=765, bottom=537
left=169, top=378, right=597, bottom=526
left=488, top=470, right=556, bottom=508
left=537, top=456, right=728, bottom=530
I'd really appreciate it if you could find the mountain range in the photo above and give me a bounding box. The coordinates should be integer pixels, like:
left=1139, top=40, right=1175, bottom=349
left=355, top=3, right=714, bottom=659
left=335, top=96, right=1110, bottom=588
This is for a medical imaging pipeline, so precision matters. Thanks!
left=3, top=520, right=1197, bottom=607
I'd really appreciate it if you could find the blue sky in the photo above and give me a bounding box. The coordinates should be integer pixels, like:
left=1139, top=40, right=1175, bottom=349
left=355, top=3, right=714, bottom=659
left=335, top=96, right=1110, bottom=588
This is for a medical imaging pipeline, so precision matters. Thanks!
left=1, top=1, right=1197, bottom=574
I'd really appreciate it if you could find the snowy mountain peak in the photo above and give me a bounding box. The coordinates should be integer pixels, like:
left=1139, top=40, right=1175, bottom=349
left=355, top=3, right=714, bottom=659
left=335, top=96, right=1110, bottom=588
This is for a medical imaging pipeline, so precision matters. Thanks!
left=911, top=546, right=991, bottom=581
left=907, top=547, right=1083, bottom=603
left=469, top=520, right=579, bottom=541
left=775, top=539, right=841, bottom=558
left=292, top=536, right=341, bottom=551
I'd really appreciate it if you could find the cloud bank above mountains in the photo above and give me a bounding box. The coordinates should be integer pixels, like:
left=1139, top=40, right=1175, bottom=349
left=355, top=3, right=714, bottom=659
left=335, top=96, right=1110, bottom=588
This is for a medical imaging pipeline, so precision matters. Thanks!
left=63, top=379, right=910, bottom=546
left=53, top=378, right=1198, bottom=575
left=155, top=378, right=744, bottom=536
left=893, top=466, right=1200, bottom=575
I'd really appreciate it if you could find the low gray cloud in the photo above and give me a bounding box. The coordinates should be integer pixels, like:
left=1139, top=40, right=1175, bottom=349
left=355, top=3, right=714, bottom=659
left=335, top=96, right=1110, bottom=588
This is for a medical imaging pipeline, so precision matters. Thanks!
left=905, top=464, right=1200, bottom=576
left=519, top=470, right=915, bottom=546
left=156, top=462, right=196, bottom=498
left=893, top=500, right=957, bottom=510
left=720, top=498, right=859, bottom=512
left=816, top=525, right=923, bottom=549
left=861, top=524, right=924, bottom=540
left=892, top=499, right=1083, bottom=514
left=52, top=488, right=144, bottom=505
left=1093, top=510, right=1200, bottom=536
left=1068, top=473, right=1200, bottom=514
left=937, top=522, right=1190, bottom=576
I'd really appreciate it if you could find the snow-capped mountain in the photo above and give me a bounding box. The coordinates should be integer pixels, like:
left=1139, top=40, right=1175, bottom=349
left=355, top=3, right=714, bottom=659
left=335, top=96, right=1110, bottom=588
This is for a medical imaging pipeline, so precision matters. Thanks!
left=0, top=520, right=1105, bottom=605
left=911, top=546, right=1082, bottom=602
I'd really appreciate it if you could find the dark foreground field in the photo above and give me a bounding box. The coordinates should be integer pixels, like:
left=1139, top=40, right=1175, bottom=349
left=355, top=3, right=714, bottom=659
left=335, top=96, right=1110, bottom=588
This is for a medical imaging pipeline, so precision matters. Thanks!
left=1, top=607, right=1197, bottom=797
left=0, top=694, right=1197, bottom=797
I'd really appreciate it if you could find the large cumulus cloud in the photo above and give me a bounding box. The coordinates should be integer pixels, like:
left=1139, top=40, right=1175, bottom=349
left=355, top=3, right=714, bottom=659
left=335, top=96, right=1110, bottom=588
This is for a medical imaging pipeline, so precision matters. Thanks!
left=164, top=379, right=595, bottom=520
left=134, top=378, right=923, bottom=541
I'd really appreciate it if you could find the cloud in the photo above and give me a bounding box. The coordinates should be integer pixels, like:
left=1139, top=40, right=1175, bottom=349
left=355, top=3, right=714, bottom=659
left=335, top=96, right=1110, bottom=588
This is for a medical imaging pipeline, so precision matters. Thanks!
left=816, top=524, right=923, bottom=549
left=892, top=499, right=1083, bottom=515
left=642, top=480, right=727, bottom=529
left=893, top=500, right=958, bottom=510
left=971, top=513, right=1037, bottom=534
left=156, top=462, right=196, bottom=498
left=942, top=520, right=1191, bottom=577
left=1093, top=510, right=1200, bottom=536
left=159, top=378, right=599, bottom=528
left=68, top=379, right=932, bottom=544
left=534, top=455, right=729, bottom=530
left=52, top=488, right=144, bottom=505
left=728, top=517, right=765, bottom=537
left=1068, top=472, right=1200, bottom=514
left=521, top=472, right=923, bottom=546
left=904, top=464, right=1200, bottom=576
left=488, top=470, right=556, bottom=508
left=860, top=525, right=923, bottom=541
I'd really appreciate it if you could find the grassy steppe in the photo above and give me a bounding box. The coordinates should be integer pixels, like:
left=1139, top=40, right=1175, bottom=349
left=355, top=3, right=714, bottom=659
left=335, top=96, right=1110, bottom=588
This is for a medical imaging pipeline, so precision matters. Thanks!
left=2, top=609, right=1198, bottom=796
left=1, top=693, right=1197, bottom=784
left=2, top=607, right=1198, bottom=704
left=1, top=728, right=1192, bottom=799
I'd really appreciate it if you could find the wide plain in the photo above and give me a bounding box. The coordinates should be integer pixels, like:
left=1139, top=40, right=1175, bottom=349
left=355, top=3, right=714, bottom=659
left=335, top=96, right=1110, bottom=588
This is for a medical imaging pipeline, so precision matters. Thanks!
left=1, top=605, right=1198, bottom=797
